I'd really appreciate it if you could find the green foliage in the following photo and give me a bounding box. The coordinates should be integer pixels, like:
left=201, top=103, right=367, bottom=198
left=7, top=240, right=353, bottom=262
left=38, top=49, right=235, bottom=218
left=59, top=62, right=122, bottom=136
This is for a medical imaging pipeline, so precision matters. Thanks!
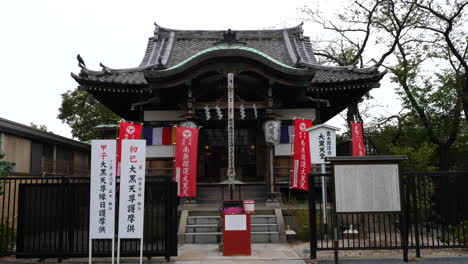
left=30, top=122, right=50, bottom=132
left=284, top=198, right=311, bottom=241
left=58, top=89, right=120, bottom=141
left=0, top=150, right=14, bottom=251
left=0, top=151, right=11, bottom=195
left=439, top=220, right=468, bottom=245
left=388, top=142, right=437, bottom=172
left=0, top=224, right=16, bottom=251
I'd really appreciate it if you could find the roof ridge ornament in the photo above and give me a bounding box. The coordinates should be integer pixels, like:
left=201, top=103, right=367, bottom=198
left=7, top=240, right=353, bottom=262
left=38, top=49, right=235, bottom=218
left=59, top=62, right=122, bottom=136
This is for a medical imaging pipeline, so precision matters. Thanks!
left=77, top=54, right=86, bottom=68
left=213, top=29, right=246, bottom=45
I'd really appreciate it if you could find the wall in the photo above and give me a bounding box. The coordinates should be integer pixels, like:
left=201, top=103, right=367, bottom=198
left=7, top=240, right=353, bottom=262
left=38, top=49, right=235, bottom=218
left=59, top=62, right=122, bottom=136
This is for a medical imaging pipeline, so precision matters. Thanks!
left=73, top=151, right=90, bottom=176
left=2, top=134, right=31, bottom=174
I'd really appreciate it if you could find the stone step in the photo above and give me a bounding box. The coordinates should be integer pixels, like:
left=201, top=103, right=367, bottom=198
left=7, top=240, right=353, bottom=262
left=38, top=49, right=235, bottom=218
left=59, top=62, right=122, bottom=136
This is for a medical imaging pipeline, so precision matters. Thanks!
left=184, top=231, right=281, bottom=244
left=252, top=231, right=281, bottom=243
left=187, top=216, right=221, bottom=225
left=251, top=223, right=278, bottom=232
left=184, top=232, right=221, bottom=244
left=251, top=215, right=277, bottom=224
left=186, top=224, right=219, bottom=233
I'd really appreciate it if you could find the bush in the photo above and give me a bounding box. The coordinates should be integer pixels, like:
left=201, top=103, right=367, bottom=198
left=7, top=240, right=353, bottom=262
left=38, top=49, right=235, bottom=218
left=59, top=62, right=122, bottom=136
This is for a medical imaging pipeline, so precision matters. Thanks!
left=0, top=224, right=16, bottom=252
left=284, top=198, right=313, bottom=241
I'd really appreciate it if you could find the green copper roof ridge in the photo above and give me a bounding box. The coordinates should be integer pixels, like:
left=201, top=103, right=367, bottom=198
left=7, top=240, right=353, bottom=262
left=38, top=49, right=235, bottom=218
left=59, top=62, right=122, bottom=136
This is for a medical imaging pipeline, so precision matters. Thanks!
left=159, top=45, right=300, bottom=71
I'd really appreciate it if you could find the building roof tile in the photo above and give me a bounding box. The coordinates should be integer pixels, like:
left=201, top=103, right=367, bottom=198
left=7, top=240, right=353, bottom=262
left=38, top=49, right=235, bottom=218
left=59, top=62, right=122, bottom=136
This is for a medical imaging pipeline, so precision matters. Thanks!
left=72, top=23, right=385, bottom=89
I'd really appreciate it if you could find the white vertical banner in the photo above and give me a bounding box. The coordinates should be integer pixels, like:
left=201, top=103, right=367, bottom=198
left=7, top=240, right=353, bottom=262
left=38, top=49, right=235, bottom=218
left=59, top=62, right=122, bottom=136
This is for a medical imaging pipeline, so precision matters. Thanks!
left=118, top=140, right=146, bottom=239
left=90, top=140, right=117, bottom=239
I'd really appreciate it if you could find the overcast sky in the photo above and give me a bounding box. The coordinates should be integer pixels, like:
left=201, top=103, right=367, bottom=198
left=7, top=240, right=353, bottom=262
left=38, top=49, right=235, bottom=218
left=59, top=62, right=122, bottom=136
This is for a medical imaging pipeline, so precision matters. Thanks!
left=0, top=0, right=398, bottom=139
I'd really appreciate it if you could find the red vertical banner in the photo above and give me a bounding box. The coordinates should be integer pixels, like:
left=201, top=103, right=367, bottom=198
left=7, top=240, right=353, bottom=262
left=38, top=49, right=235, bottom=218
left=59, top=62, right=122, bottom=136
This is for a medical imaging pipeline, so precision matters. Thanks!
left=117, top=122, right=143, bottom=176
left=351, top=122, right=366, bottom=156
left=291, top=119, right=312, bottom=191
left=174, top=127, right=199, bottom=197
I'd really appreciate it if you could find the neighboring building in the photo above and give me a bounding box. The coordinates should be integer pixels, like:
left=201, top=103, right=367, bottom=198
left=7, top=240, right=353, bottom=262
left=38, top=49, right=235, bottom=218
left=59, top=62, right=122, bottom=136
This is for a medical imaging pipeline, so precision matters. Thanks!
left=72, top=23, right=385, bottom=200
left=0, top=117, right=90, bottom=176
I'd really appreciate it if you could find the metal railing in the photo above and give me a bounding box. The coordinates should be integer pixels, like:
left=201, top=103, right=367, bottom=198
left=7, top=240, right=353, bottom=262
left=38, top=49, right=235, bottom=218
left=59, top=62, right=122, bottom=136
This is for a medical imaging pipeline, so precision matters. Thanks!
left=308, top=171, right=468, bottom=255
left=0, top=175, right=178, bottom=261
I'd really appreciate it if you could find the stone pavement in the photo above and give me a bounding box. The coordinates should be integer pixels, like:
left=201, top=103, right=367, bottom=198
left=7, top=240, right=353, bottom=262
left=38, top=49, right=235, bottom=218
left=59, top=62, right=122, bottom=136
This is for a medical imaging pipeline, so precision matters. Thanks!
left=318, top=256, right=468, bottom=264
left=174, top=243, right=306, bottom=263
left=0, top=244, right=467, bottom=264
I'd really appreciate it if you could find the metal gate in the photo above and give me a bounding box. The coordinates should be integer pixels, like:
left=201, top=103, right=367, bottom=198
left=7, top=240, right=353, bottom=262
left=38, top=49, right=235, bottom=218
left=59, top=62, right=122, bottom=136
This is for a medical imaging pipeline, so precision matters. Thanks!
left=309, top=171, right=468, bottom=256
left=2, top=175, right=178, bottom=260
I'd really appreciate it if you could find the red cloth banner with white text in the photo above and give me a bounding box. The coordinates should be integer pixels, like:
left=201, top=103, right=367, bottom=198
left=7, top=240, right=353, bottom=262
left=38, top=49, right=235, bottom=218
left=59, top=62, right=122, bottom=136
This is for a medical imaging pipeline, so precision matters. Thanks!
left=291, top=119, right=312, bottom=191
left=174, top=127, right=199, bottom=197
left=351, top=122, right=366, bottom=156
left=117, top=122, right=143, bottom=176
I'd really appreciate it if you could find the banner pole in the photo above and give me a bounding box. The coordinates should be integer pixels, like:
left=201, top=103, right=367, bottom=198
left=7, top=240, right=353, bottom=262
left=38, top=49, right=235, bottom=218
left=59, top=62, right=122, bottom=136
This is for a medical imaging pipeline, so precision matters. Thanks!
left=111, top=237, right=115, bottom=264
left=321, top=163, right=327, bottom=225
left=88, top=238, right=92, bottom=264
left=117, top=238, right=121, bottom=264
left=140, top=238, right=144, bottom=264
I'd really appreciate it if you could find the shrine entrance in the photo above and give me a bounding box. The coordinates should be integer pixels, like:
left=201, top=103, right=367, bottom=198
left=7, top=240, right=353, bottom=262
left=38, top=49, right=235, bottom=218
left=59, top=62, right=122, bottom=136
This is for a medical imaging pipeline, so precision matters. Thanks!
left=198, top=121, right=264, bottom=183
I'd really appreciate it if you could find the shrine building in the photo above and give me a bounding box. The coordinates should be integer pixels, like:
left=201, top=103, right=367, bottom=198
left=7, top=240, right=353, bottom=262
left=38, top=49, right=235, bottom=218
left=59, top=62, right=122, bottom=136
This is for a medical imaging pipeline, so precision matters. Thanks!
left=72, top=23, right=385, bottom=202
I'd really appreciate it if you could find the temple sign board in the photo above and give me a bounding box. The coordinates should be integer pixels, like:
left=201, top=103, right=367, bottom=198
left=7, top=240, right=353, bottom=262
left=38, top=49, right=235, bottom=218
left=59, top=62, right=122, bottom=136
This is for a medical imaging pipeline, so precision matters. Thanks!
left=327, top=156, right=407, bottom=213
left=306, top=124, right=339, bottom=164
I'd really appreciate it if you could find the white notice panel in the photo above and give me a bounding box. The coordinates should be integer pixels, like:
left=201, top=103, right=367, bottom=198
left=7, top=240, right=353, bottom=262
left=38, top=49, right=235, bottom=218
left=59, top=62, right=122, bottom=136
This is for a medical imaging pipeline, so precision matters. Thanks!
left=90, top=140, right=116, bottom=239
left=118, top=140, right=146, bottom=239
left=335, top=164, right=401, bottom=213
left=309, top=127, right=337, bottom=164
left=225, top=215, right=247, bottom=231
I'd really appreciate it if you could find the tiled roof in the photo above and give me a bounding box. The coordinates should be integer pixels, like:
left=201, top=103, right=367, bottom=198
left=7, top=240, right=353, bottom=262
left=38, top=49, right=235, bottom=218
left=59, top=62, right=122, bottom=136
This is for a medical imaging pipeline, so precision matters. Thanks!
left=72, top=23, right=385, bottom=88
left=139, top=24, right=315, bottom=68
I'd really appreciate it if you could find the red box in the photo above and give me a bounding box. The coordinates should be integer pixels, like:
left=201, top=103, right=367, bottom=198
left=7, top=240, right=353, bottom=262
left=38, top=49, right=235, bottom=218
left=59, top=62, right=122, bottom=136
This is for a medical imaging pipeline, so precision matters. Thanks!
left=221, top=200, right=251, bottom=256
left=222, top=213, right=251, bottom=256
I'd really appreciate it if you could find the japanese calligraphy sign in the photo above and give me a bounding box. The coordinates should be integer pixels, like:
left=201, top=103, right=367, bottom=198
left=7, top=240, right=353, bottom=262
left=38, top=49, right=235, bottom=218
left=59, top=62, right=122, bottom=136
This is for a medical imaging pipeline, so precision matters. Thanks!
left=227, top=73, right=236, bottom=181
left=118, top=140, right=146, bottom=239
left=90, top=140, right=116, bottom=239
left=264, top=120, right=281, bottom=144
left=308, top=125, right=338, bottom=164
left=291, top=119, right=312, bottom=191
left=351, top=122, right=366, bottom=156
left=174, top=127, right=199, bottom=197
left=117, top=122, right=142, bottom=176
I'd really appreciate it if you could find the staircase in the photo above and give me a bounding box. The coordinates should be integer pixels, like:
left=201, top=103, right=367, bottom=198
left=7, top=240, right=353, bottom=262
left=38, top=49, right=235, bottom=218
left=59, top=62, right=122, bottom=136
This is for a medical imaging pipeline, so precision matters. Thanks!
left=196, top=184, right=269, bottom=204
left=180, top=208, right=286, bottom=244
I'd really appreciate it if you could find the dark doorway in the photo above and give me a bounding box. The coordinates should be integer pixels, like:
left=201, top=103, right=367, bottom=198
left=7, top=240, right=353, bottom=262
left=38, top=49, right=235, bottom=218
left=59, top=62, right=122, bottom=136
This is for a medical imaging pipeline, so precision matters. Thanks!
left=200, top=124, right=258, bottom=182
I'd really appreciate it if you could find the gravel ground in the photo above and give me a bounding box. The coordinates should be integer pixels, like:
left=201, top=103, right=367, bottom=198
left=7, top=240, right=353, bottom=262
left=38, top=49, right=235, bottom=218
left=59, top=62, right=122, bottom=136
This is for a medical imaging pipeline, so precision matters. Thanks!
left=290, top=242, right=468, bottom=259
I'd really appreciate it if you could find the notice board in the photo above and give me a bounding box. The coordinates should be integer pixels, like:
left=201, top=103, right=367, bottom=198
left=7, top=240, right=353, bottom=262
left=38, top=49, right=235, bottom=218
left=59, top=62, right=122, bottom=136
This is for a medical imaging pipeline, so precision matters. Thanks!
left=334, top=164, right=401, bottom=213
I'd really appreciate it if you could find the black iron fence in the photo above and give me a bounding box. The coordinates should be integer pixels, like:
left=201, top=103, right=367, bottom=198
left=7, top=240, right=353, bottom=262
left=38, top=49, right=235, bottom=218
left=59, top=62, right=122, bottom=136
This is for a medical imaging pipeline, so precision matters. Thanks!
left=309, top=171, right=468, bottom=255
left=0, top=175, right=177, bottom=261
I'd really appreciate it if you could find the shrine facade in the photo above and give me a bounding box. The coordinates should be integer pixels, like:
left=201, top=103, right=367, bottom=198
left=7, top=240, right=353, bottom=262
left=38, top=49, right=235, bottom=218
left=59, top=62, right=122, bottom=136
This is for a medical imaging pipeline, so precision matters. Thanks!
left=72, top=23, right=385, bottom=200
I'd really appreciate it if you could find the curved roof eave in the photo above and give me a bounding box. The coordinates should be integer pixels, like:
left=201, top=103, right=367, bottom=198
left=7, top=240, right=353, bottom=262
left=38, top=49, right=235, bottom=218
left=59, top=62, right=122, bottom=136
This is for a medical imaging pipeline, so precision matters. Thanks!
left=144, top=45, right=316, bottom=78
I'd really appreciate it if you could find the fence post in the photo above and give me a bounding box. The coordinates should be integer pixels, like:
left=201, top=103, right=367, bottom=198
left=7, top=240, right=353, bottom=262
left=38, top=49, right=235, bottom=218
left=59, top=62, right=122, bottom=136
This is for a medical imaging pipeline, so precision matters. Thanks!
left=401, top=174, right=409, bottom=262
left=410, top=174, right=421, bottom=257
left=308, top=173, right=317, bottom=259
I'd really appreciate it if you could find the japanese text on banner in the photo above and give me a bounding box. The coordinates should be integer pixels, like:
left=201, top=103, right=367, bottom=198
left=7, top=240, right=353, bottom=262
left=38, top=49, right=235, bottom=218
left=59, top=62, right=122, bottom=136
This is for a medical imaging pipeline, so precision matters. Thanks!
left=351, top=123, right=366, bottom=156
left=118, top=140, right=146, bottom=239
left=116, top=122, right=142, bottom=176
left=291, top=119, right=312, bottom=191
left=90, top=140, right=116, bottom=239
left=174, top=127, right=199, bottom=197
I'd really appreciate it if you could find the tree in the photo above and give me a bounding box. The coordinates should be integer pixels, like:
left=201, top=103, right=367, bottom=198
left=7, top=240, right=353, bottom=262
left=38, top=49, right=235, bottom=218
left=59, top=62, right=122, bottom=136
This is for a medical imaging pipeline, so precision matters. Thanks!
left=58, top=89, right=120, bottom=141
left=412, top=0, right=468, bottom=120
left=0, top=151, right=11, bottom=195
left=303, top=0, right=466, bottom=170
left=30, top=122, right=50, bottom=132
